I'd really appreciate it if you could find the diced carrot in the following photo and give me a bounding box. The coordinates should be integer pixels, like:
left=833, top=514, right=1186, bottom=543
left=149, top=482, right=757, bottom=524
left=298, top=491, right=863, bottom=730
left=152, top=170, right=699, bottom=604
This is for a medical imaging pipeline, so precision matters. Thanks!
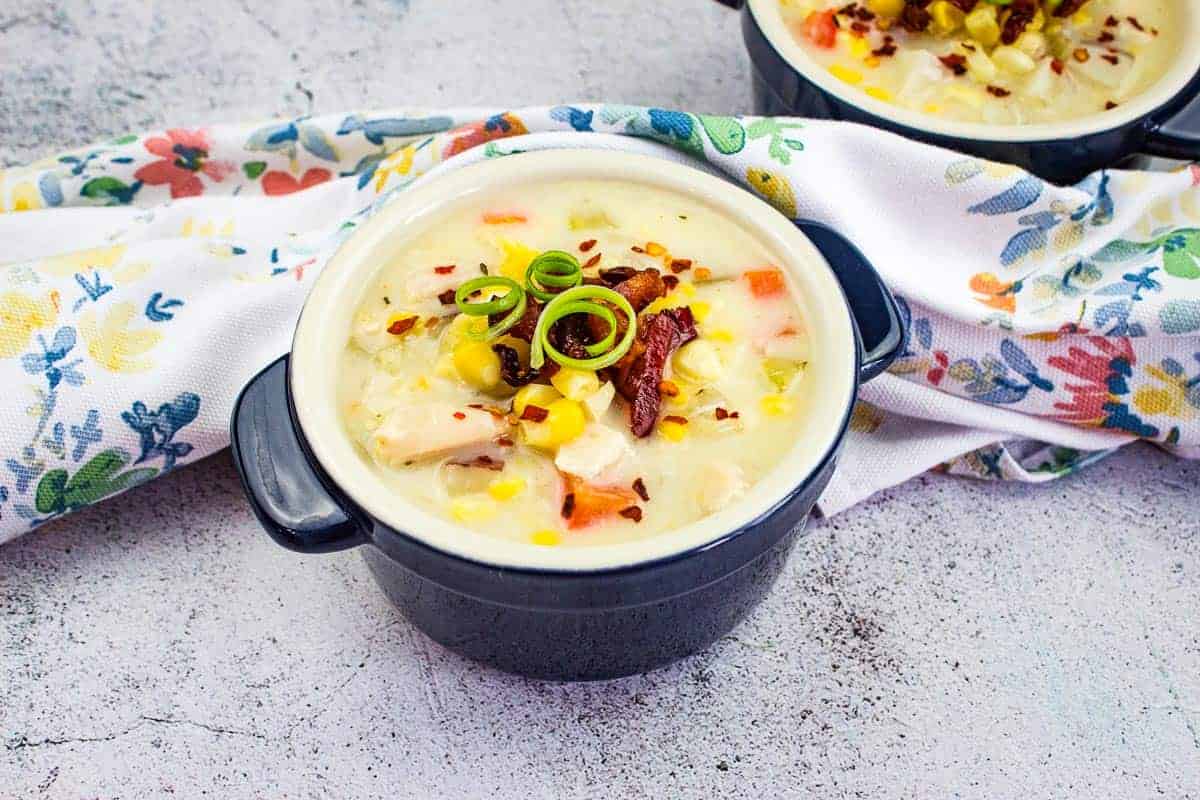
left=744, top=269, right=787, bottom=298
left=801, top=10, right=837, bottom=49
left=561, top=475, right=639, bottom=530
left=482, top=212, right=527, bottom=225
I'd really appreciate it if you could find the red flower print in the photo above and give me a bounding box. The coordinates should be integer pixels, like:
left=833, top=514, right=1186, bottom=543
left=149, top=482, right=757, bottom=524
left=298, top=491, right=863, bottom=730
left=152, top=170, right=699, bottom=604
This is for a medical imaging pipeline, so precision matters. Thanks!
left=443, top=113, right=529, bottom=159
left=261, top=168, right=332, bottom=196
left=926, top=350, right=949, bottom=386
left=1192, top=164, right=1200, bottom=187
left=134, top=128, right=234, bottom=199
left=1047, top=336, right=1134, bottom=424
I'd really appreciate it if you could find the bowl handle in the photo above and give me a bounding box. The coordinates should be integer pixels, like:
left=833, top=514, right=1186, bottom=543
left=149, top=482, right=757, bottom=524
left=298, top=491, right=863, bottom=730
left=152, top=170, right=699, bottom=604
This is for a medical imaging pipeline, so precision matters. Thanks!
left=1144, top=92, right=1200, bottom=162
left=797, top=220, right=905, bottom=383
left=230, top=355, right=366, bottom=554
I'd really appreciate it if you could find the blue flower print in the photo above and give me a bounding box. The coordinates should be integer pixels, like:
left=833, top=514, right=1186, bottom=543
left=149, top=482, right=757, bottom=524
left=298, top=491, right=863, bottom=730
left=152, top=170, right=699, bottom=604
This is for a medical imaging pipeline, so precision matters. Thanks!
left=120, top=393, right=200, bottom=470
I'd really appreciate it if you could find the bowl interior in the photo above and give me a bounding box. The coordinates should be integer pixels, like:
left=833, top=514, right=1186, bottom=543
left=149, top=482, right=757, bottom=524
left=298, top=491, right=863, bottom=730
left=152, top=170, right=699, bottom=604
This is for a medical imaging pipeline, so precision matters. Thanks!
left=290, top=149, right=858, bottom=572
left=747, top=0, right=1200, bottom=143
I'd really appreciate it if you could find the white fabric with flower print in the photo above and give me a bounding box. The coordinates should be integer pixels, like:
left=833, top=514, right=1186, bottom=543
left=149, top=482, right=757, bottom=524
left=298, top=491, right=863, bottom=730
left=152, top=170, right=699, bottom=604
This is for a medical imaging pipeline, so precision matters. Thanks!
left=0, top=105, right=1197, bottom=544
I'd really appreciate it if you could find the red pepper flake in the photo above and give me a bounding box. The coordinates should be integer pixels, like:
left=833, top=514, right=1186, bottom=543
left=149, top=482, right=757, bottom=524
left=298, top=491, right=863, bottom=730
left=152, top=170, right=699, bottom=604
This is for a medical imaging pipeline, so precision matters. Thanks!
left=694, top=267, right=713, bottom=281
left=619, top=506, right=643, bottom=523
left=1050, top=58, right=1065, bottom=75
left=434, top=264, right=456, bottom=275
left=662, top=274, right=680, bottom=291
left=987, top=85, right=1012, bottom=98
left=467, top=402, right=507, bottom=418
left=1105, top=15, right=1118, bottom=27
left=1126, top=16, right=1144, bottom=32
left=871, top=41, right=897, bottom=57
left=938, top=54, right=968, bottom=76
left=1105, top=101, right=1119, bottom=110
left=382, top=295, right=391, bottom=305
left=730, top=411, right=740, bottom=419
left=496, top=436, right=514, bottom=447
left=561, top=492, right=576, bottom=520
left=663, top=415, right=688, bottom=426
left=1101, top=54, right=1119, bottom=66
left=714, top=407, right=730, bottom=421
left=449, top=455, right=504, bottom=471
left=583, top=253, right=602, bottom=269
left=1073, top=48, right=1090, bottom=63
left=387, top=316, right=418, bottom=336
left=452, top=411, right=466, bottom=420
left=438, top=289, right=456, bottom=305
left=849, top=21, right=869, bottom=36
left=659, top=380, right=680, bottom=397
left=520, top=404, right=549, bottom=423
left=632, top=478, right=650, bottom=502
left=631, top=245, right=645, bottom=254
left=425, top=316, right=442, bottom=329
left=1098, top=30, right=1114, bottom=43
left=669, top=258, right=692, bottom=274
left=579, top=239, right=597, bottom=252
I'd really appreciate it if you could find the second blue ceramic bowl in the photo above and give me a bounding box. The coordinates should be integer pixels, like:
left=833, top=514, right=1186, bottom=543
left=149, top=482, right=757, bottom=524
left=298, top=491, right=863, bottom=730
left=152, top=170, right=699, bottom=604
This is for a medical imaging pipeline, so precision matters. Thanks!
left=722, top=0, right=1200, bottom=185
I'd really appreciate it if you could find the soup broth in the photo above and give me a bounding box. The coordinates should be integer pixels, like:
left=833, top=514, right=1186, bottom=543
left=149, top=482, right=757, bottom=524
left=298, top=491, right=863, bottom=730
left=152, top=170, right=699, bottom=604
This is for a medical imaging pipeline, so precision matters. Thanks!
left=779, top=0, right=1176, bottom=124
left=338, top=180, right=817, bottom=548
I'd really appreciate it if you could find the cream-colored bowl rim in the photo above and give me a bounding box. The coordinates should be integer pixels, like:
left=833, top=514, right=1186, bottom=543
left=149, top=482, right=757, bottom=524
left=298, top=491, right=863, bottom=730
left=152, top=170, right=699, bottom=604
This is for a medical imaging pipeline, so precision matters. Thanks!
left=290, top=149, right=858, bottom=572
left=748, top=0, right=1200, bottom=144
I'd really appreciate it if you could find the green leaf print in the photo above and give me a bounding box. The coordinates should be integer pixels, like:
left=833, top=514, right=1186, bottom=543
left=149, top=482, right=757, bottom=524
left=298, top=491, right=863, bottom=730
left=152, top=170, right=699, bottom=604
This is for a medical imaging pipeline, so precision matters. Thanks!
left=1162, top=230, right=1200, bottom=279
left=80, top=177, right=140, bottom=205
left=242, top=161, right=267, bottom=179
left=697, top=115, right=746, bottom=155
left=33, top=448, right=158, bottom=517
left=745, top=119, right=805, bottom=166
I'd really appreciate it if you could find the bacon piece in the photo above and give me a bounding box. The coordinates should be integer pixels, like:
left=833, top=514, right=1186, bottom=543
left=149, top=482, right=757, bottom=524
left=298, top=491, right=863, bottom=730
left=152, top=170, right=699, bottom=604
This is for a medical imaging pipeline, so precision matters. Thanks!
left=1001, top=0, right=1037, bottom=44
left=493, top=343, right=539, bottom=387
left=490, top=296, right=542, bottom=342
left=617, top=307, right=698, bottom=437
left=520, top=404, right=549, bottom=423
left=585, top=268, right=667, bottom=344
left=1053, top=0, right=1088, bottom=17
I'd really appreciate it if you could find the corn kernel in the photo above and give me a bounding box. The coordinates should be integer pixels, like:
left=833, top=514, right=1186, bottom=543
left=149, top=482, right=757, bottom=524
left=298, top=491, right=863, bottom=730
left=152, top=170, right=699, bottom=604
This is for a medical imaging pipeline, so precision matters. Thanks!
left=530, top=529, right=562, bottom=546
left=521, top=398, right=586, bottom=450
left=450, top=496, right=497, bottom=523
left=964, top=4, right=1000, bottom=46
left=487, top=477, right=526, bottom=502
left=864, top=56, right=881, bottom=68
left=497, top=239, right=539, bottom=282
left=705, top=328, right=735, bottom=344
left=866, top=0, right=904, bottom=17
left=690, top=300, right=712, bottom=322
left=659, top=420, right=688, bottom=442
left=645, top=292, right=685, bottom=314
left=828, top=64, right=864, bottom=85
left=513, top=383, right=562, bottom=416
left=928, top=0, right=964, bottom=36
left=550, top=367, right=601, bottom=401
left=453, top=340, right=502, bottom=391
left=645, top=242, right=667, bottom=257
left=848, top=36, right=872, bottom=60
left=863, top=86, right=893, bottom=102
left=760, top=394, right=795, bottom=417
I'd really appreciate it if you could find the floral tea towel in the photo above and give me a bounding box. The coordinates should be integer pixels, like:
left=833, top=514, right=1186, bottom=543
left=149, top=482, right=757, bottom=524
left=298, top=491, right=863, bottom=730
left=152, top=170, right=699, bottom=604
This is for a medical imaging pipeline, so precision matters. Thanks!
left=1, top=105, right=1198, bottom=543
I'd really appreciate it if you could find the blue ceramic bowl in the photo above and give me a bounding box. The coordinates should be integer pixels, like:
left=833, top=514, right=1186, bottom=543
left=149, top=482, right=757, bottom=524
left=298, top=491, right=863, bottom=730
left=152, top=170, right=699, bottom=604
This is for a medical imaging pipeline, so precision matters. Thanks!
left=230, top=150, right=904, bottom=681
left=722, top=0, right=1200, bottom=185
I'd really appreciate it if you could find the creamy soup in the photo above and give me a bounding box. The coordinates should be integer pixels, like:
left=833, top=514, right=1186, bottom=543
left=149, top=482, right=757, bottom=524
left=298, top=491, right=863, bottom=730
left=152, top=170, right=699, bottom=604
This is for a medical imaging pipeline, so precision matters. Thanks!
left=338, top=180, right=817, bottom=548
left=780, top=0, right=1176, bottom=124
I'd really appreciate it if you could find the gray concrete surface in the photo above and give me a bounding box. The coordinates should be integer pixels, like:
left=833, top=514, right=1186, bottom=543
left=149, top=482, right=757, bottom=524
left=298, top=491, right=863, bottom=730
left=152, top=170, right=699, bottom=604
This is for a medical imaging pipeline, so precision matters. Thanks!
left=1, top=1, right=1198, bottom=798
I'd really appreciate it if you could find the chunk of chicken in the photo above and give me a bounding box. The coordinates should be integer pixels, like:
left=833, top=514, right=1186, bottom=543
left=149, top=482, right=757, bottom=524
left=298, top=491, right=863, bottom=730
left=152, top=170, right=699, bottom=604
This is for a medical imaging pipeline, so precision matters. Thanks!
left=370, top=403, right=506, bottom=467
left=351, top=309, right=394, bottom=354
left=554, top=423, right=634, bottom=483
left=403, top=267, right=462, bottom=304
left=696, top=462, right=746, bottom=515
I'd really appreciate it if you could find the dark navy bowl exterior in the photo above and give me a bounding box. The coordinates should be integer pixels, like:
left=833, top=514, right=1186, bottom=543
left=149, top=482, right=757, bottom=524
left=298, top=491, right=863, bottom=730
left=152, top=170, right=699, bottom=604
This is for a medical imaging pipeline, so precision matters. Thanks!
left=743, top=5, right=1200, bottom=186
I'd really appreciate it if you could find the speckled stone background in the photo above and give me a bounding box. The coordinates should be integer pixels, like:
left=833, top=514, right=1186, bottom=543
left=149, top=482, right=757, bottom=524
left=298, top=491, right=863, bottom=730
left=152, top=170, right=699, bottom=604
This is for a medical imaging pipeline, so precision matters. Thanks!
left=1, top=1, right=1199, bottom=798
